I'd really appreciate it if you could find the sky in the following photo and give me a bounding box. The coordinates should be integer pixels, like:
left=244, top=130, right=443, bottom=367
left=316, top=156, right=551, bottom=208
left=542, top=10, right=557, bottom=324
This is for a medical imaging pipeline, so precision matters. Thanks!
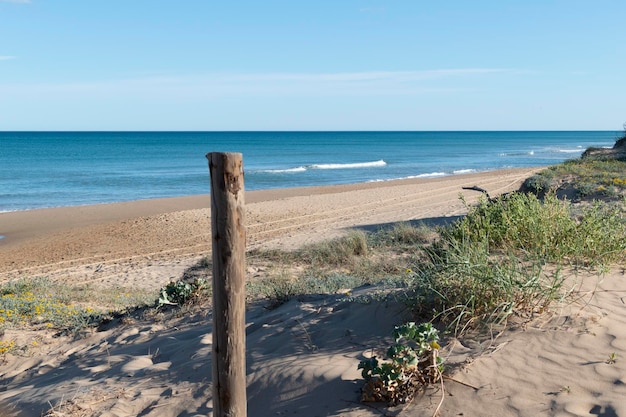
left=1, top=0, right=625, bottom=131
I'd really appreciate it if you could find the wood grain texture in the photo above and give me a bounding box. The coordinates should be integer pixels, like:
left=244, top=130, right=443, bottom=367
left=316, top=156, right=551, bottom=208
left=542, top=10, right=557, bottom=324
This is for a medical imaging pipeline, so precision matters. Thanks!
left=207, top=152, right=247, bottom=417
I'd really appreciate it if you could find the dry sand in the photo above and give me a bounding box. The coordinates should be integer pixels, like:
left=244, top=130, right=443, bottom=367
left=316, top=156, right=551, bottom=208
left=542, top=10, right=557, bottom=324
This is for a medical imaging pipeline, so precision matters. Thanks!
left=0, top=168, right=534, bottom=288
left=1, top=167, right=625, bottom=416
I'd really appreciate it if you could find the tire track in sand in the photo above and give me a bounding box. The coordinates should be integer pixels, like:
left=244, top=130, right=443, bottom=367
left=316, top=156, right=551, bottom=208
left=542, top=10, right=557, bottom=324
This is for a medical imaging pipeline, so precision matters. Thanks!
left=246, top=168, right=535, bottom=248
left=0, top=168, right=537, bottom=286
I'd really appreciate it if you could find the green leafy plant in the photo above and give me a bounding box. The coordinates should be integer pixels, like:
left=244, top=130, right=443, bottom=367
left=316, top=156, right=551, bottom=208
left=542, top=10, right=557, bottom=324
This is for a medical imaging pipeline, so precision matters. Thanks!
left=157, top=278, right=208, bottom=306
left=523, top=169, right=556, bottom=195
left=358, top=322, right=443, bottom=406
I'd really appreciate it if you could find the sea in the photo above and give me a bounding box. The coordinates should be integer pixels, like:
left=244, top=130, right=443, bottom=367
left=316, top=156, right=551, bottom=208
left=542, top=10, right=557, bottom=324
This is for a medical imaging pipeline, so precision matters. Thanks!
left=0, top=131, right=621, bottom=213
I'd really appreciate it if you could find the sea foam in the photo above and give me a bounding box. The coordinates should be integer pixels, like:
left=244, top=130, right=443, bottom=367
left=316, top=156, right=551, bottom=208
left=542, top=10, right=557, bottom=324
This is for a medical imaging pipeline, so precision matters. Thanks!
left=310, top=160, right=387, bottom=170
left=453, top=169, right=477, bottom=174
left=262, top=166, right=308, bottom=173
left=260, top=159, right=387, bottom=173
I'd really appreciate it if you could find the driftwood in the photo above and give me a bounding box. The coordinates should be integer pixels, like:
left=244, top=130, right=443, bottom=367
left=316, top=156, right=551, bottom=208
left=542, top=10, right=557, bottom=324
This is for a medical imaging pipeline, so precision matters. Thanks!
left=461, top=185, right=492, bottom=201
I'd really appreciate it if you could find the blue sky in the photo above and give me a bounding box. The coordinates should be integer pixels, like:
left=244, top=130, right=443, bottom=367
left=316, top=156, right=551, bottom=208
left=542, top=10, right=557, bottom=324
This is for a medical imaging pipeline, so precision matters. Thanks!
left=1, top=1, right=624, bottom=131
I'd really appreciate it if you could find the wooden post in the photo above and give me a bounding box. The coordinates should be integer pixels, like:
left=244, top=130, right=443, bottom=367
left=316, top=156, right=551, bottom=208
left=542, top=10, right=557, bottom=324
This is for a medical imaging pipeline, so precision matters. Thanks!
left=207, top=152, right=247, bottom=417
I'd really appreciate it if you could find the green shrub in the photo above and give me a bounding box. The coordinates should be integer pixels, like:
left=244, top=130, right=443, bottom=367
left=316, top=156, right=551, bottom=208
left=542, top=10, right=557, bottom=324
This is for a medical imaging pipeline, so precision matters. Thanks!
left=575, top=181, right=596, bottom=198
left=412, top=240, right=565, bottom=333
left=527, top=159, right=626, bottom=200
left=523, top=169, right=556, bottom=194
left=358, top=322, right=443, bottom=406
left=410, top=189, right=625, bottom=333
left=157, top=278, right=209, bottom=306
left=444, top=193, right=576, bottom=260
left=570, top=202, right=626, bottom=265
left=442, top=192, right=625, bottom=265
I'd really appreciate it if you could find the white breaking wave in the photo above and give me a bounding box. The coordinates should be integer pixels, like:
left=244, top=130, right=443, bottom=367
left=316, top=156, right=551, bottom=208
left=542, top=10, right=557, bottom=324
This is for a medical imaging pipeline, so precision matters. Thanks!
left=367, top=172, right=448, bottom=183
left=412, top=172, right=447, bottom=178
left=262, top=166, right=307, bottom=173
left=369, top=168, right=500, bottom=183
left=259, top=159, right=387, bottom=173
left=453, top=169, right=477, bottom=174
left=393, top=172, right=447, bottom=180
left=310, top=160, right=387, bottom=170
left=260, top=159, right=387, bottom=174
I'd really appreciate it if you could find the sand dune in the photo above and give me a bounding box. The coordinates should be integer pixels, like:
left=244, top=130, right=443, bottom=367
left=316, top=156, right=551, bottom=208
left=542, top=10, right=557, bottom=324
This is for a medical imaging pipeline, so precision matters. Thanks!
left=2, top=167, right=625, bottom=417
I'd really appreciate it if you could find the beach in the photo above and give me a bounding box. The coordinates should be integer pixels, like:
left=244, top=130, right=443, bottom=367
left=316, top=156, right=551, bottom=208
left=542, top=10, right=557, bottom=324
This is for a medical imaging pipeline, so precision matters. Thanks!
left=2, top=167, right=626, bottom=416
left=0, top=168, right=537, bottom=289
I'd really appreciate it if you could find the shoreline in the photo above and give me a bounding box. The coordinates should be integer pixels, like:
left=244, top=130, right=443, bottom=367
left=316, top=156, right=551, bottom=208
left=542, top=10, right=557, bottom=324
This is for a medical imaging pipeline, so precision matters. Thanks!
left=0, top=167, right=541, bottom=246
left=0, top=167, right=540, bottom=286
left=0, top=166, right=524, bottom=213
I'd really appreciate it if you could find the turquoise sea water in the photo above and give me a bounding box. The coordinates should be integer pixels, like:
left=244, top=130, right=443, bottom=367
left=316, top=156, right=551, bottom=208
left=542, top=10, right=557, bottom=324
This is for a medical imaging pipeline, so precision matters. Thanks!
left=0, top=131, right=620, bottom=212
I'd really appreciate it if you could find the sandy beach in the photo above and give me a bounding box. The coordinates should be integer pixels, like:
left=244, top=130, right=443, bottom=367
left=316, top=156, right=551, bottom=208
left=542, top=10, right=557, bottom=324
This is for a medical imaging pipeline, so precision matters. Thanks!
left=2, top=167, right=626, bottom=416
left=0, top=168, right=536, bottom=289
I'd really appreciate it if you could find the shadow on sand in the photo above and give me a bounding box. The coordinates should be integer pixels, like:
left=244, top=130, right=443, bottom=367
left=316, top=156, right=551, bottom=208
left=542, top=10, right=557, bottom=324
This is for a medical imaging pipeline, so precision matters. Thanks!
left=351, top=215, right=463, bottom=235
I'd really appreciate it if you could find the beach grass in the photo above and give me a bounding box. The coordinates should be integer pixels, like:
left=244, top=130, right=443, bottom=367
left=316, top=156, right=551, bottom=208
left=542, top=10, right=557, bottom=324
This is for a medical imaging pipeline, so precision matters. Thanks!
left=245, top=226, right=435, bottom=302
left=522, top=156, right=626, bottom=201
left=0, top=277, right=101, bottom=334
left=0, top=277, right=154, bottom=334
left=445, top=192, right=626, bottom=266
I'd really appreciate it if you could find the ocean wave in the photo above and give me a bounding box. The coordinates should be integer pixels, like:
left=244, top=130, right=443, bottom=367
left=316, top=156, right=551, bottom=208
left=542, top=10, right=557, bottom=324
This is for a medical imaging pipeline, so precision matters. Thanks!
left=259, top=159, right=387, bottom=173
left=310, top=160, right=387, bottom=170
left=261, top=166, right=307, bottom=173
left=410, top=172, right=447, bottom=178
left=453, top=169, right=477, bottom=174
left=0, top=209, right=24, bottom=214
left=368, top=172, right=448, bottom=182
left=367, top=168, right=503, bottom=183
left=557, top=148, right=584, bottom=153
left=499, top=150, right=535, bottom=157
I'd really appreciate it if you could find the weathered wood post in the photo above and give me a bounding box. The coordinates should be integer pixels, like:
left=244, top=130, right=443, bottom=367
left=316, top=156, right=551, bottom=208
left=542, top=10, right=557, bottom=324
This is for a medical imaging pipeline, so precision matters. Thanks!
left=207, top=152, right=247, bottom=417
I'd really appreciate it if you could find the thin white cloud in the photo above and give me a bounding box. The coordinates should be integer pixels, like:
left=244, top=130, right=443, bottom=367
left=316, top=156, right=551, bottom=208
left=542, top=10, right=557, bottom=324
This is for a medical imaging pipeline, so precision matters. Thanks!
left=0, top=0, right=31, bottom=3
left=0, top=68, right=516, bottom=100
left=0, top=56, right=16, bottom=60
